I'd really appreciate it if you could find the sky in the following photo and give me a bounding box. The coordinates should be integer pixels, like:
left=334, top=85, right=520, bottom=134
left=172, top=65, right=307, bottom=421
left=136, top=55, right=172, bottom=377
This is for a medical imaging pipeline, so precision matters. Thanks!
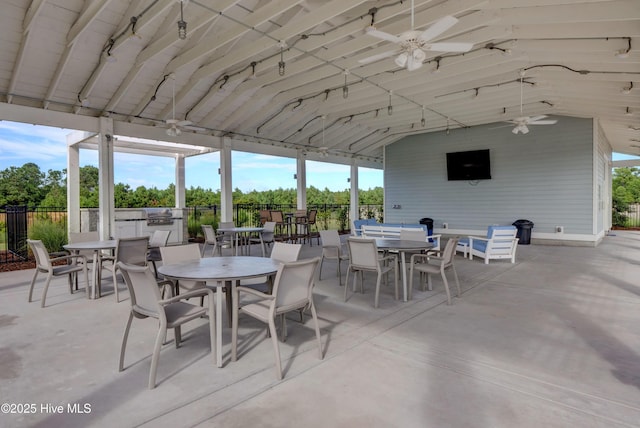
left=0, top=121, right=383, bottom=192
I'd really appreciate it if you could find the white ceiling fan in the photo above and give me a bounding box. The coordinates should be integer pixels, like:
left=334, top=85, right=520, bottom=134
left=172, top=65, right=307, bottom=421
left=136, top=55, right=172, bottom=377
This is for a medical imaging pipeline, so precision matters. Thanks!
left=358, top=0, right=473, bottom=71
left=507, top=70, right=557, bottom=135
left=165, top=73, right=192, bottom=137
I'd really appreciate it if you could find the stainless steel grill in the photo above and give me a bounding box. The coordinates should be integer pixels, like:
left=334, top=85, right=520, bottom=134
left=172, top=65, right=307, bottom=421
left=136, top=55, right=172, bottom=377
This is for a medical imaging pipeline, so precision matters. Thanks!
left=143, top=208, right=173, bottom=226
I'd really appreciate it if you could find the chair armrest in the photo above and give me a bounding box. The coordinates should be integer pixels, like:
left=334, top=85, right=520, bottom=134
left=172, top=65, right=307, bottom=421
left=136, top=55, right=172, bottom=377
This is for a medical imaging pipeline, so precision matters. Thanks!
left=159, top=288, right=213, bottom=305
left=236, top=286, right=276, bottom=300
left=51, top=254, right=87, bottom=264
left=379, top=254, right=397, bottom=263
left=410, top=253, right=431, bottom=263
left=469, top=236, right=489, bottom=242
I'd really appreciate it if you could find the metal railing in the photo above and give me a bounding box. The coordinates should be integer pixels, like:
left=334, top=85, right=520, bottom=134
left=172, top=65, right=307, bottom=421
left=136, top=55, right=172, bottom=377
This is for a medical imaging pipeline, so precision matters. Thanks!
left=1, top=204, right=383, bottom=263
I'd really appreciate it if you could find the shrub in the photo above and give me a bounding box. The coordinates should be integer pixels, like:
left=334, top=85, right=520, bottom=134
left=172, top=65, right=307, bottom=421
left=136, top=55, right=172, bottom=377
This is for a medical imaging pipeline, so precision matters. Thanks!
left=29, top=219, right=67, bottom=253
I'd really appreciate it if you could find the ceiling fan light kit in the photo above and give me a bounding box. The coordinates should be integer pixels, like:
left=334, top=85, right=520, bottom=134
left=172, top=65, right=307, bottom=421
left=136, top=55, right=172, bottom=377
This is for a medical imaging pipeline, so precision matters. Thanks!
left=360, top=1, right=472, bottom=71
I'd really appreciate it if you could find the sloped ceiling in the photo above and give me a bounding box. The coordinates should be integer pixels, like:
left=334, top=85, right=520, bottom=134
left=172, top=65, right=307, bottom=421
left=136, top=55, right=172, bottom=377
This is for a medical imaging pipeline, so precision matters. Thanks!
left=1, top=0, right=639, bottom=166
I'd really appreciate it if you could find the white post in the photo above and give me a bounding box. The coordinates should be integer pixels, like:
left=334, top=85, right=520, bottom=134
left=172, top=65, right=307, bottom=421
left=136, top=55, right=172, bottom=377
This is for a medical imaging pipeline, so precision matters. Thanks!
left=220, top=138, right=233, bottom=222
left=97, top=117, right=115, bottom=240
left=296, top=150, right=307, bottom=210
left=350, top=162, right=359, bottom=228
left=67, top=141, right=80, bottom=234
left=175, top=154, right=186, bottom=209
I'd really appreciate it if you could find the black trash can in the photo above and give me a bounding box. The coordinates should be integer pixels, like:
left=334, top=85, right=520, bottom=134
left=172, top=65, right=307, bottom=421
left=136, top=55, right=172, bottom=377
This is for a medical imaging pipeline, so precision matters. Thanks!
left=419, top=217, right=434, bottom=236
left=512, top=219, right=534, bottom=245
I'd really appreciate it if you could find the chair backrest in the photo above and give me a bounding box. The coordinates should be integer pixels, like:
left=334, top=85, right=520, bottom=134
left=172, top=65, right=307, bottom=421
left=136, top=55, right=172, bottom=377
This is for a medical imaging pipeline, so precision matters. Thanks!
left=320, top=229, right=341, bottom=247
left=201, top=224, right=218, bottom=244
left=487, top=225, right=517, bottom=240
left=270, top=210, right=284, bottom=223
left=118, top=262, right=161, bottom=318
left=116, top=237, right=149, bottom=266
left=295, top=209, right=307, bottom=218
left=160, top=243, right=201, bottom=265
left=259, top=209, right=271, bottom=224
left=69, top=231, right=100, bottom=258
left=27, top=239, right=52, bottom=270
left=347, top=238, right=380, bottom=270
left=441, top=237, right=459, bottom=267
left=263, top=221, right=276, bottom=233
left=400, top=228, right=426, bottom=242
left=271, top=258, right=320, bottom=312
left=307, top=209, right=317, bottom=224
left=148, top=230, right=171, bottom=248
left=271, top=242, right=302, bottom=262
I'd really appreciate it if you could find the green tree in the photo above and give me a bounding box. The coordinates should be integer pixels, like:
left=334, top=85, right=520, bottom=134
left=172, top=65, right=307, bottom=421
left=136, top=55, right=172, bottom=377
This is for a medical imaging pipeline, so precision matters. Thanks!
left=612, top=167, right=640, bottom=226
left=0, top=162, right=46, bottom=206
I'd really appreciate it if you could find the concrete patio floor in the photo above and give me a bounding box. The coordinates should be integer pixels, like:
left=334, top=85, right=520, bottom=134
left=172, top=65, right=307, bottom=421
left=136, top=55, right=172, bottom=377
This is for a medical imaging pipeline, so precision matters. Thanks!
left=1, top=232, right=639, bottom=428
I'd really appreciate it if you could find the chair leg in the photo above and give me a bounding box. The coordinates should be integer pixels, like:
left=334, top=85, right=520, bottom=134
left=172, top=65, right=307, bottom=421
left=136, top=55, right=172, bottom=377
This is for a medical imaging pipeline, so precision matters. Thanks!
left=149, top=322, right=167, bottom=389
left=344, top=266, right=351, bottom=301
left=441, top=270, right=452, bottom=305
left=28, top=270, right=39, bottom=303
left=374, top=273, right=382, bottom=308
left=113, top=267, right=120, bottom=303
left=119, top=312, right=134, bottom=372
left=337, top=259, right=342, bottom=286
left=452, top=265, right=461, bottom=298
left=268, top=317, right=283, bottom=380
left=174, top=326, right=182, bottom=348
left=40, top=272, right=54, bottom=308
left=309, top=301, right=323, bottom=360
left=319, top=256, right=325, bottom=280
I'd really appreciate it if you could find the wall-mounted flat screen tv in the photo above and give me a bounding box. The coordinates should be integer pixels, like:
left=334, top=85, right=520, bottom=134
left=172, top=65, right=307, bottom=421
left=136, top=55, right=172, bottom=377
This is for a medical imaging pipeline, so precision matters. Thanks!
left=446, top=149, right=491, bottom=181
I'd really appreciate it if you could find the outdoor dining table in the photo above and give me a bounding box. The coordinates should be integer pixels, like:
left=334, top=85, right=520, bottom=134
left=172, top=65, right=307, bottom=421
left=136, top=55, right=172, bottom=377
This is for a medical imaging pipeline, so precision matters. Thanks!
left=374, top=238, right=434, bottom=302
left=63, top=239, right=117, bottom=299
left=157, top=256, right=280, bottom=367
left=217, top=226, right=265, bottom=256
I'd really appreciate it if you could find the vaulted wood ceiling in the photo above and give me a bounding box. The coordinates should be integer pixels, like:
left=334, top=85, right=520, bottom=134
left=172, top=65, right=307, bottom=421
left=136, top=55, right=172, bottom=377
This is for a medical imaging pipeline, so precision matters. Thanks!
left=2, top=0, right=639, bottom=165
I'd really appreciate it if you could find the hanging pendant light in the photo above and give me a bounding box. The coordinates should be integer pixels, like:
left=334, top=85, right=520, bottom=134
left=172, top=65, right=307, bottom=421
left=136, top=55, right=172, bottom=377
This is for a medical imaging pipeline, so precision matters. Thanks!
left=387, top=91, right=393, bottom=116
left=177, top=1, right=187, bottom=40
left=421, top=106, right=426, bottom=127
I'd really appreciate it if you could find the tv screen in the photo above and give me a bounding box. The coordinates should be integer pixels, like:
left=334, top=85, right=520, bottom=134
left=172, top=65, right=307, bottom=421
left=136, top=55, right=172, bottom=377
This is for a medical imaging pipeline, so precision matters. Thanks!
left=446, top=149, right=491, bottom=181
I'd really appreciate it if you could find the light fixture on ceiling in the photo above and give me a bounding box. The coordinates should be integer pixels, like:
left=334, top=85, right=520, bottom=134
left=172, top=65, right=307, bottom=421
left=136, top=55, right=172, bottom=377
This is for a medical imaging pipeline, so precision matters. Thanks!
left=387, top=90, right=393, bottom=116
left=248, top=62, right=257, bottom=80
left=432, top=56, right=441, bottom=73
left=420, top=106, right=426, bottom=127
left=278, top=41, right=287, bottom=76
left=622, top=82, right=634, bottom=94
left=446, top=117, right=450, bottom=135
left=166, top=74, right=182, bottom=137
left=318, top=115, right=329, bottom=157
left=343, top=70, right=349, bottom=99
left=616, top=37, right=631, bottom=58
left=178, top=1, right=187, bottom=40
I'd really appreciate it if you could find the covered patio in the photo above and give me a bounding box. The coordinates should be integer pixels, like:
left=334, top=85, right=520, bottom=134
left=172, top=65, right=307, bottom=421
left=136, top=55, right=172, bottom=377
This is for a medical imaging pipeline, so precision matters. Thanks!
left=1, top=232, right=639, bottom=427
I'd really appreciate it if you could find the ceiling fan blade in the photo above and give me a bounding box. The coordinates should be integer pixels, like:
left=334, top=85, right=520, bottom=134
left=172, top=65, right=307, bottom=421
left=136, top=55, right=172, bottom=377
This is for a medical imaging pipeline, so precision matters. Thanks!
left=528, top=115, right=548, bottom=122
left=418, top=16, right=458, bottom=42
left=177, top=120, right=192, bottom=127
left=358, top=50, right=401, bottom=64
left=530, top=120, right=558, bottom=125
left=364, top=26, right=403, bottom=44
left=427, top=42, right=474, bottom=52
left=165, top=119, right=180, bottom=125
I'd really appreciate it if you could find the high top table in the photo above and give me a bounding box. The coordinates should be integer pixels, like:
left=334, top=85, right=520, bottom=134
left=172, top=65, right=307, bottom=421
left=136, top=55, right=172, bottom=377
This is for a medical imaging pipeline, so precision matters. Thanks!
left=157, top=256, right=280, bottom=367
left=216, top=226, right=265, bottom=256
left=373, top=238, right=434, bottom=302
left=63, top=239, right=117, bottom=299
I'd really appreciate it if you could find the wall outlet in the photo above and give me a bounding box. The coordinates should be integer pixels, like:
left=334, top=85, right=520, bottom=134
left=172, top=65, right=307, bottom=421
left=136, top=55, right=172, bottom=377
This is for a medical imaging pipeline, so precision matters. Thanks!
left=392, top=204, right=401, bottom=209
left=442, top=223, right=448, bottom=229
left=556, top=226, right=564, bottom=233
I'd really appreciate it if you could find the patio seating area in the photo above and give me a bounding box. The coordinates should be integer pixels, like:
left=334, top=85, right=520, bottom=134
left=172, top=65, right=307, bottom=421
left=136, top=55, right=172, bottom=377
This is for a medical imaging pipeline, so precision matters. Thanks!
left=1, top=232, right=639, bottom=427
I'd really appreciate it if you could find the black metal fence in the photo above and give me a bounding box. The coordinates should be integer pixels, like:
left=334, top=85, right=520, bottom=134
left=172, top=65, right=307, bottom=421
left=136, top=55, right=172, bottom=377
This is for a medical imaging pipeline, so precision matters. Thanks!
left=1, top=204, right=384, bottom=263
left=0, top=205, right=68, bottom=263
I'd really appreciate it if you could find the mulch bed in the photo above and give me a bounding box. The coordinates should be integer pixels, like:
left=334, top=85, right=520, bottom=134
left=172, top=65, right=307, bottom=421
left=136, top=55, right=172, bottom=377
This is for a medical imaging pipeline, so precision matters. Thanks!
left=0, top=250, right=67, bottom=272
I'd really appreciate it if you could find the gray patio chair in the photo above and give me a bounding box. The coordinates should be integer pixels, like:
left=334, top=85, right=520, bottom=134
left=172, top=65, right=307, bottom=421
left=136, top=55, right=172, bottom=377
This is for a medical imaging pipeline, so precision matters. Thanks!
left=117, top=262, right=215, bottom=389
left=345, top=237, right=398, bottom=308
left=147, top=230, right=171, bottom=277
left=68, top=231, right=99, bottom=290
left=248, top=221, right=276, bottom=256
left=201, top=224, right=222, bottom=257
left=27, top=239, right=89, bottom=308
left=232, top=257, right=323, bottom=380
left=101, top=237, right=150, bottom=302
left=319, top=230, right=349, bottom=284
left=409, top=237, right=461, bottom=304
left=239, top=242, right=302, bottom=293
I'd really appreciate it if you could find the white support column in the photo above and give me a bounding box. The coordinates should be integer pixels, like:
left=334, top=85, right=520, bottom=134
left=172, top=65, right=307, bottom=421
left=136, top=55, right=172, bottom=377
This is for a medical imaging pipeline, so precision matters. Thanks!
left=350, top=162, right=359, bottom=228
left=67, top=141, right=80, bottom=234
left=220, top=138, right=233, bottom=222
left=296, top=151, right=307, bottom=209
left=98, top=118, right=115, bottom=240
left=175, top=154, right=186, bottom=209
